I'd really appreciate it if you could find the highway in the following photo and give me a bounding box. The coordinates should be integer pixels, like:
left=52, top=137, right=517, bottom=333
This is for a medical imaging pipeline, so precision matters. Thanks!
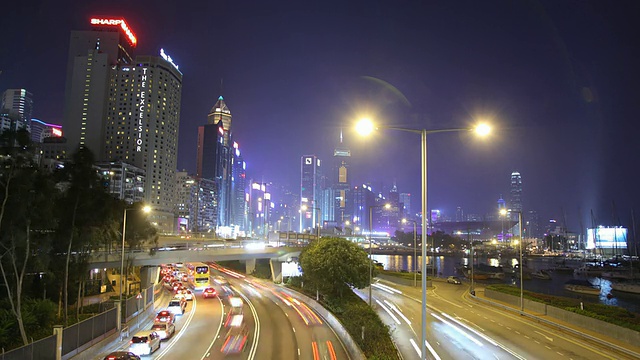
left=95, top=264, right=348, bottom=360
left=361, top=279, right=638, bottom=360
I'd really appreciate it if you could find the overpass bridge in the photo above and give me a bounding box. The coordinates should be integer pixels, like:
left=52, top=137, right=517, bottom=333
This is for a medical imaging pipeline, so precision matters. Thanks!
left=88, top=240, right=302, bottom=284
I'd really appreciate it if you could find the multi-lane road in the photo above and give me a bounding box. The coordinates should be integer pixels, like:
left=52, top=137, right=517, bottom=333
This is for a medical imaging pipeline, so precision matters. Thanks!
left=95, top=265, right=348, bottom=360
left=362, top=279, right=640, bottom=360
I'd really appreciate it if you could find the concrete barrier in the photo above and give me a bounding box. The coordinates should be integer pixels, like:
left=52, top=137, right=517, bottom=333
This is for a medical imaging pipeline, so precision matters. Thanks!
left=280, top=287, right=366, bottom=360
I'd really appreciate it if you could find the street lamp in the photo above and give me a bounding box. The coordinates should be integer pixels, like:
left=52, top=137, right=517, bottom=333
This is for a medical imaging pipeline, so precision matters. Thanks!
left=518, top=211, right=524, bottom=312
left=120, top=205, right=151, bottom=305
left=369, top=203, right=391, bottom=306
left=402, top=218, right=418, bottom=287
left=356, top=118, right=490, bottom=360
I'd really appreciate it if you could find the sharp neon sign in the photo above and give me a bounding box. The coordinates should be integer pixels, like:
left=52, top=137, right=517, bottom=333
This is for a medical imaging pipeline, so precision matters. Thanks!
left=90, top=18, right=137, bottom=47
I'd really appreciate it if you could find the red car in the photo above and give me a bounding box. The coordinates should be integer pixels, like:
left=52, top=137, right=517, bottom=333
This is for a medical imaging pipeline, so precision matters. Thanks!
left=154, top=310, right=175, bottom=324
left=203, top=287, right=217, bottom=298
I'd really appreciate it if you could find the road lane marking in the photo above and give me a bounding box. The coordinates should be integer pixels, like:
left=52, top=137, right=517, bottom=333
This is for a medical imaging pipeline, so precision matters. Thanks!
left=535, top=330, right=554, bottom=342
left=200, top=295, right=225, bottom=359
left=327, top=340, right=337, bottom=360
left=383, top=299, right=412, bottom=325
left=376, top=299, right=401, bottom=324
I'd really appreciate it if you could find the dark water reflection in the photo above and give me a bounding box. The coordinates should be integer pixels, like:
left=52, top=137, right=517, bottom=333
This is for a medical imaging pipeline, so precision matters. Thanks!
left=372, top=254, right=640, bottom=314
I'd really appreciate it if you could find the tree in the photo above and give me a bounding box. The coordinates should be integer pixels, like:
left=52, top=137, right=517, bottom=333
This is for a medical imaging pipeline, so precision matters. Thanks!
left=299, top=237, right=372, bottom=298
left=0, top=132, right=55, bottom=346
left=53, top=146, right=113, bottom=325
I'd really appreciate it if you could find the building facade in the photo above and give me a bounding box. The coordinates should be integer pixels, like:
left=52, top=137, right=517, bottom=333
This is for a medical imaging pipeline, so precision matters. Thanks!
left=300, top=155, right=322, bottom=232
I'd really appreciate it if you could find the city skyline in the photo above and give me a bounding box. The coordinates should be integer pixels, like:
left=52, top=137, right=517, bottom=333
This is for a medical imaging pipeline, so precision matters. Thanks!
left=2, top=1, right=639, bottom=232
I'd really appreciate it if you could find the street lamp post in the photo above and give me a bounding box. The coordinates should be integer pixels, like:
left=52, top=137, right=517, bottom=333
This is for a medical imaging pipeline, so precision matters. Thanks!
left=369, top=203, right=390, bottom=306
left=119, top=206, right=151, bottom=305
left=402, top=219, right=418, bottom=287
left=518, top=211, right=524, bottom=312
left=301, top=204, right=322, bottom=239
left=356, top=119, right=490, bottom=360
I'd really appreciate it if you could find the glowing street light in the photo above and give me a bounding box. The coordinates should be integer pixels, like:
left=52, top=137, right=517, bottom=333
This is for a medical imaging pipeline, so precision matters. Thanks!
left=120, top=205, right=151, bottom=312
left=356, top=117, right=491, bottom=360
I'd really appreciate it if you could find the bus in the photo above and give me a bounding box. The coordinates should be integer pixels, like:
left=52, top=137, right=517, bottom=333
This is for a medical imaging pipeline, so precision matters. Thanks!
left=186, top=262, right=210, bottom=290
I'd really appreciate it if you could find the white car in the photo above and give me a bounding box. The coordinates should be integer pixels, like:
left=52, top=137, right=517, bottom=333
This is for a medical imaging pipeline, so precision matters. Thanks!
left=167, top=297, right=187, bottom=315
left=151, top=322, right=175, bottom=340
left=181, top=289, right=194, bottom=301
left=129, top=330, right=161, bottom=356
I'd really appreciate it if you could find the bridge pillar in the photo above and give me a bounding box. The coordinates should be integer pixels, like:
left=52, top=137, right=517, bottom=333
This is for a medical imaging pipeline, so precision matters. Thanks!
left=245, top=259, right=256, bottom=274
left=139, top=266, right=160, bottom=288
left=270, top=259, right=283, bottom=283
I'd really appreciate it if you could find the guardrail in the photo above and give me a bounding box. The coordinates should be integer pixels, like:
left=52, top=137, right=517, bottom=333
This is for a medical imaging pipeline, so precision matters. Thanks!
left=471, top=293, right=640, bottom=359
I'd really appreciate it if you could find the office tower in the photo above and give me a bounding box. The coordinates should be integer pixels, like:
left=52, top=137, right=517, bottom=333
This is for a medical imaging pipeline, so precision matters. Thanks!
left=63, top=18, right=136, bottom=156
left=230, top=142, right=247, bottom=232
left=96, top=161, right=145, bottom=204
left=526, top=210, right=541, bottom=239
left=192, top=178, right=218, bottom=233
left=510, top=171, right=523, bottom=221
left=1, top=89, right=33, bottom=132
left=387, top=182, right=400, bottom=230
left=456, top=206, right=464, bottom=222
left=400, top=192, right=411, bottom=218
left=0, top=110, right=26, bottom=135
left=332, top=130, right=351, bottom=225
left=30, top=119, right=63, bottom=143
left=352, top=183, right=376, bottom=232
left=300, top=155, right=321, bottom=232
left=197, top=95, right=234, bottom=228
left=103, top=54, right=182, bottom=232
left=247, top=181, right=271, bottom=238
left=175, top=171, right=196, bottom=232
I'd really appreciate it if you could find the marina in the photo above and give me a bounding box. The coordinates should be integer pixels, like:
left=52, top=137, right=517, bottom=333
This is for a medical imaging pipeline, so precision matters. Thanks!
left=372, top=253, right=640, bottom=314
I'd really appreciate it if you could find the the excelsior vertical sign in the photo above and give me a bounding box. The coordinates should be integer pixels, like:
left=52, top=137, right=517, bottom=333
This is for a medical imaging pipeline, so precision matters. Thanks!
left=137, top=67, right=148, bottom=152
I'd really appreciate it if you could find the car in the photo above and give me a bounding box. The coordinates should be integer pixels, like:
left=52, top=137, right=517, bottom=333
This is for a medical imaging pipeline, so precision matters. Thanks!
left=154, top=310, right=175, bottom=324
left=129, top=330, right=161, bottom=356
left=447, top=276, right=462, bottom=284
left=103, top=351, right=141, bottom=360
left=167, top=297, right=187, bottom=315
left=151, top=322, right=175, bottom=340
left=213, top=275, right=228, bottom=285
left=181, top=289, right=194, bottom=301
left=220, top=324, right=249, bottom=354
left=203, top=287, right=217, bottom=298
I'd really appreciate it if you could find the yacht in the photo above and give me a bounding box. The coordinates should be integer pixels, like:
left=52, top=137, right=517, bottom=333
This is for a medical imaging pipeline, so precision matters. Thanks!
left=611, top=282, right=640, bottom=294
left=564, top=279, right=601, bottom=295
left=531, top=270, right=552, bottom=280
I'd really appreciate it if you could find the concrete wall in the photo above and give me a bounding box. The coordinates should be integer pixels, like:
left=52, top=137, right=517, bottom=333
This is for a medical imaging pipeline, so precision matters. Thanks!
left=484, top=289, right=640, bottom=347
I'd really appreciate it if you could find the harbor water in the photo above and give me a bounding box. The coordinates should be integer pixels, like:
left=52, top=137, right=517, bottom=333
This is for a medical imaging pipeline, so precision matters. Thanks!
left=372, top=253, right=640, bottom=314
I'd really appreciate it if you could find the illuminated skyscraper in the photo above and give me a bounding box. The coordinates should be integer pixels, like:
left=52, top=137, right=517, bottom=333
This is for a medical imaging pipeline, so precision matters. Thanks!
left=104, top=54, right=182, bottom=232
left=63, top=18, right=136, bottom=156
left=1, top=89, right=33, bottom=132
left=332, top=130, right=351, bottom=225
left=198, top=96, right=234, bottom=228
left=230, top=142, right=247, bottom=231
left=300, top=155, right=321, bottom=232
left=509, top=171, right=523, bottom=221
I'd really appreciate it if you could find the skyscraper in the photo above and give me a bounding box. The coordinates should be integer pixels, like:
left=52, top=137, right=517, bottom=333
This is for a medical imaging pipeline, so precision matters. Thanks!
left=332, top=130, right=351, bottom=225
left=300, top=155, right=321, bottom=232
left=63, top=18, right=136, bottom=156
left=510, top=171, right=523, bottom=221
left=1, top=89, right=33, bottom=132
left=399, top=192, right=411, bottom=218
left=230, top=142, right=247, bottom=232
left=198, top=96, right=234, bottom=228
left=63, top=19, right=182, bottom=233
left=103, top=54, right=183, bottom=232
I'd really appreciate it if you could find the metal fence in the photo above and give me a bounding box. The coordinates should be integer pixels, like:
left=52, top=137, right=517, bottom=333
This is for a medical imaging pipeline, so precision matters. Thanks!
left=61, top=307, right=118, bottom=358
left=0, top=335, right=56, bottom=360
left=1, top=283, right=156, bottom=360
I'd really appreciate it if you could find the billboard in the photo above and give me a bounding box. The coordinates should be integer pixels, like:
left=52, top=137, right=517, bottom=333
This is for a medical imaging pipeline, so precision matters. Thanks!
left=586, top=227, right=627, bottom=250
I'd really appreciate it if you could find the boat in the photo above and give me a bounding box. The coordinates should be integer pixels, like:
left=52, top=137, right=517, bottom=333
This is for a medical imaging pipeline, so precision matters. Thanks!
left=531, top=270, right=552, bottom=280
left=611, top=282, right=640, bottom=294
left=573, top=264, right=604, bottom=276
left=564, top=279, right=601, bottom=295
left=551, top=266, right=574, bottom=274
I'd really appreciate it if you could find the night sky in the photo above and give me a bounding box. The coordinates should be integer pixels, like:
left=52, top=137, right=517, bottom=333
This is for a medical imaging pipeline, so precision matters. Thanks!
left=3, top=1, right=639, bottom=232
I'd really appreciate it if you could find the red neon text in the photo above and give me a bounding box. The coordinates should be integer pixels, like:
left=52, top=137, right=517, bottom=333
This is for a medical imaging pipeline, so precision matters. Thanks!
left=90, top=18, right=137, bottom=47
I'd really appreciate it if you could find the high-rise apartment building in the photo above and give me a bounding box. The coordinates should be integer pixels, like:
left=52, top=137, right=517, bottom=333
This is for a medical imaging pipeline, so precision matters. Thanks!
left=300, top=155, right=322, bottom=232
left=96, top=161, right=145, bottom=204
left=509, top=171, right=523, bottom=221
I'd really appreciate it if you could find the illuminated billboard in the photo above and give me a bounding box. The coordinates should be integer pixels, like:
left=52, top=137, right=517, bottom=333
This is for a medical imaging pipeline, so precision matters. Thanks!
left=90, top=18, right=137, bottom=47
left=586, top=227, right=627, bottom=250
